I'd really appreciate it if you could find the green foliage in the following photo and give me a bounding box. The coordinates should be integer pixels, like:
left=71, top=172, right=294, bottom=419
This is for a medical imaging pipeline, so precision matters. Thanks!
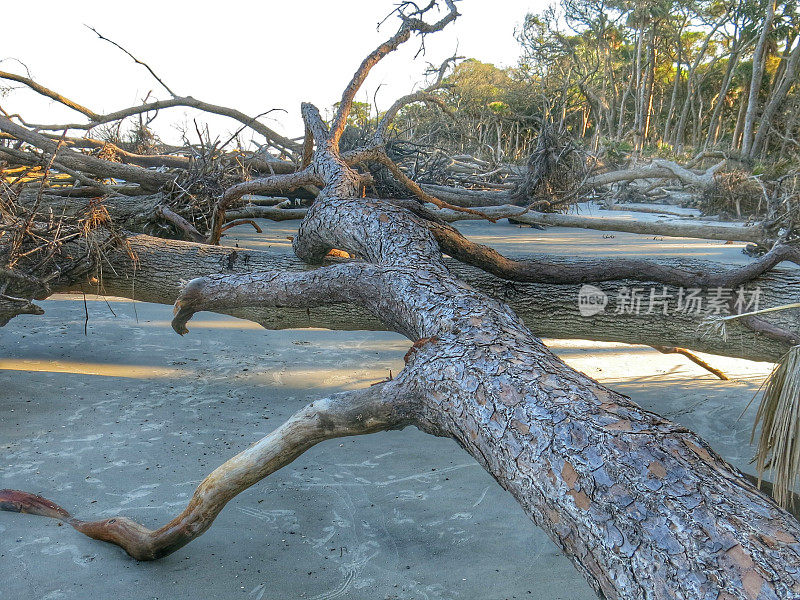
left=389, top=0, right=800, bottom=166
left=332, top=101, right=373, bottom=130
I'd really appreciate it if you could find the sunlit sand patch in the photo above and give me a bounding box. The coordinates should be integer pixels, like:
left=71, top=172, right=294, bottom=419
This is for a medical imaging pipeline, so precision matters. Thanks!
left=0, top=359, right=190, bottom=379
left=131, top=319, right=266, bottom=330
left=244, top=367, right=395, bottom=390
left=48, top=293, right=138, bottom=302
left=543, top=339, right=774, bottom=384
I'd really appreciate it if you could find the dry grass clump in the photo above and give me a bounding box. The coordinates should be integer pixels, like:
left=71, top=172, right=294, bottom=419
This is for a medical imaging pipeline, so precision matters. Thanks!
left=699, top=303, right=800, bottom=508
left=752, top=345, right=800, bottom=508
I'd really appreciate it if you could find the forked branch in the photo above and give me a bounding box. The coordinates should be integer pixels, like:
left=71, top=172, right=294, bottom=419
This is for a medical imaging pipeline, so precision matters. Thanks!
left=328, top=0, right=459, bottom=149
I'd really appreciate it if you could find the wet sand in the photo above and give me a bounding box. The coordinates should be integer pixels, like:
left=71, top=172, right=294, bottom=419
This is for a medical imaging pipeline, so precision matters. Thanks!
left=0, top=209, right=778, bottom=600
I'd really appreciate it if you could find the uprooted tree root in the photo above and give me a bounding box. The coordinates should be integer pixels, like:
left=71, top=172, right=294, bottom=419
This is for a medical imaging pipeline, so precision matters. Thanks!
left=701, top=170, right=767, bottom=218
left=511, top=122, right=592, bottom=210
left=0, top=166, right=135, bottom=324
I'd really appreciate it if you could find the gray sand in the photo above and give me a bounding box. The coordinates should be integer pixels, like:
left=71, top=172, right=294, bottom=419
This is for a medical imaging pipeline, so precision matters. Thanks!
left=0, top=211, right=776, bottom=600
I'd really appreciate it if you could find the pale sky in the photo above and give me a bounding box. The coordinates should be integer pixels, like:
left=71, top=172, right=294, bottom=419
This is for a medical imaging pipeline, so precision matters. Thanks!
left=1, top=0, right=545, bottom=146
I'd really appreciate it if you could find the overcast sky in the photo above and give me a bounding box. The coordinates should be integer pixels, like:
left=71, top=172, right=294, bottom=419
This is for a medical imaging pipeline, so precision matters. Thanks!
left=1, top=1, right=545, bottom=145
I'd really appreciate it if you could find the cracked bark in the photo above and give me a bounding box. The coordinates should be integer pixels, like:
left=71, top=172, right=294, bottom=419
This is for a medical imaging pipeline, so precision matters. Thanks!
left=1, top=228, right=792, bottom=363
left=4, top=4, right=800, bottom=598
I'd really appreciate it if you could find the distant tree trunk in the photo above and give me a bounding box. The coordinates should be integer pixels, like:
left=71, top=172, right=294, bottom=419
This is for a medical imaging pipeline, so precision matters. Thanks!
left=732, top=82, right=750, bottom=150
left=751, top=36, right=800, bottom=155
left=641, top=24, right=657, bottom=145
left=633, top=20, right=645, bottom=152
left=617, top=80, right=632, bottom=140
left=705, top=41, right=743, bottom=148
left=742, top=0, right=776, bottom=156
left=663, top=39, right=683, bottom=144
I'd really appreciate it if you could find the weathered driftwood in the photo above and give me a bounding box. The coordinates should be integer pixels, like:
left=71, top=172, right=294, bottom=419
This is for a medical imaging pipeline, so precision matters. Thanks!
left=587, top=159, right=726, bottom=188
left=45, top=232, right=794, bottom=363
left=3, top=5, right=800, bottom=598
left=0, top=116, right=174, bottom=190
left=432, top=204, right=769, bottom=243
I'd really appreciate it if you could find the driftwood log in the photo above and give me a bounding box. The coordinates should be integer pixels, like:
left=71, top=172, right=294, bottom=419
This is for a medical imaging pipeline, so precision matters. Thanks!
left=45, top=233, right=795, bottom=363
left=3, top=4, right=800, bottom=599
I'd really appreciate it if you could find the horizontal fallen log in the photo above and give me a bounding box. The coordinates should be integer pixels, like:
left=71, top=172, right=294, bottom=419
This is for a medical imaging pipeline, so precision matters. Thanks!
left=53, top=234, right=797, bottom=363
left=601, top=203, right=702, bottom=218
left=429, top=204, right=768, bottom=243
left=179, top=201, right=766, bottom=246
left=0, top=117, right=173, bottom=190
left=420, top=183, right=512, bottom=206
left=224, top=205, right=309, bottom=222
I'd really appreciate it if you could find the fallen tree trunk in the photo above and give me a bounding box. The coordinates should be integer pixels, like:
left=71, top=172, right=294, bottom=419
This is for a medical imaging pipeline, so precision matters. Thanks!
left=58, top=233, right=796, bottom=363
left=224, top=205, right=309, bottom=221
left=601, top=202, right=702, bottom=217
left=432, top=204, right=769, bottom=243
left=4, top=6, right=800, bottom=598
left=420, top=183, right=512, bottom=206
left=184, top=200, right=770, bottom=246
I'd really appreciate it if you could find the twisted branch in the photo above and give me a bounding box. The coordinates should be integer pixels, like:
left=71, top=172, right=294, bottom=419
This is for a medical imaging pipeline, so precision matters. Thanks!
left=0, top=384, right=409, bottom=560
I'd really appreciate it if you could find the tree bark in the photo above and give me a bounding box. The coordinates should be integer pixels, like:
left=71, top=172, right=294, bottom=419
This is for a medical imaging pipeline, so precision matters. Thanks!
left=44, top=233, right=794, bottom=364
left=4, top=6, right=800, bottom=598
left=741, top=1, right=776, bottom=156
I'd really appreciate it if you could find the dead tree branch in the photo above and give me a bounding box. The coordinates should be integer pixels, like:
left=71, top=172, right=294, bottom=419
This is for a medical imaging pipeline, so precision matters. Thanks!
left=0, top=383, right=408, bottom=560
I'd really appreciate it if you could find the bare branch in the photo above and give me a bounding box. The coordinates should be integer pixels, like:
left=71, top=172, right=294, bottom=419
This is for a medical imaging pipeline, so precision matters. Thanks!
left=218, top=218, right=262, bottom=234
left=373, top=56, right=458, bottom=144
left=209, top=168, right=319, bottom=244
left=0, top=116, right=173, bottom=189
left=155, top=205, right=205, bottom=243
left=652, top=345, right=730, bottom=380
left=358, top=146, right=494, bottom=218
left=0, top=69, right=300, bottom=155
left=217, top=168, right=318, bottom=209
left=0, top=384, right=410, bottom=560
left=172, top=262, right=383, bottom=334
left=85, top=25, right=178, bottom=98
left=328, top=0, right=460, bottom=149
left=0, top=70, right=98, bottom=119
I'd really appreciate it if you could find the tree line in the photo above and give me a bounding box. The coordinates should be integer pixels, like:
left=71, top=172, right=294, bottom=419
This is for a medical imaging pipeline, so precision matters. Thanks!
left=380, top=0, right=800, bottom=169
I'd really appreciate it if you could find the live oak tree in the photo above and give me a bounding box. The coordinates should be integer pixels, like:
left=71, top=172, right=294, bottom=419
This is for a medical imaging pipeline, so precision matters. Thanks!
left=3, top=3, right=800, bottom=599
